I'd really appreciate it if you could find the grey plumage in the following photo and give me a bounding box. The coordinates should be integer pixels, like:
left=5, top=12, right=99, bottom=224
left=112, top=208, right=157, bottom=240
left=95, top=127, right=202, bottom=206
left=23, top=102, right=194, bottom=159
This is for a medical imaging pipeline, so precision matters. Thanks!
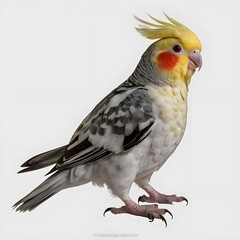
left=128, top=43, right=169, bottom=87
left=13, top=40, right=184, bottom=212
left=57, top=87, right=155, bottom=170
left=12, top=13, right=203, bottom=224
left=13, top=171, right=69, bottom=212
left=14, top=49, right=157, bottom=211
left=18, top=145, right=67, bottom=173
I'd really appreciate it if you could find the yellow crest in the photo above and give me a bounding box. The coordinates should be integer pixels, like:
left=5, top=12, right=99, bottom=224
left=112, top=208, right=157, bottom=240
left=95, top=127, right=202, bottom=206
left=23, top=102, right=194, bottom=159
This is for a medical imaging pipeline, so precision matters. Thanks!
left=135, top=13, right=202, bottom=50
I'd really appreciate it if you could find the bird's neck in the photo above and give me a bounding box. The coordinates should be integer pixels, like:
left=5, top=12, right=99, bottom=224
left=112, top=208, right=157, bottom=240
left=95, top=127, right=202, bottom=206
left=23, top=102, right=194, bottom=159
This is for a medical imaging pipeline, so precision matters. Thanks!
left=127, top=54, right=169, bottom=87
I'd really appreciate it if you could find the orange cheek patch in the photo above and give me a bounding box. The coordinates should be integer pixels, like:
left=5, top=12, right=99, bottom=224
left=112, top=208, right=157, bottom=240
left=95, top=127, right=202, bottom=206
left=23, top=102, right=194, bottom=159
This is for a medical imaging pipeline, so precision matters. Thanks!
left=157, top=51, right=179, bottom=70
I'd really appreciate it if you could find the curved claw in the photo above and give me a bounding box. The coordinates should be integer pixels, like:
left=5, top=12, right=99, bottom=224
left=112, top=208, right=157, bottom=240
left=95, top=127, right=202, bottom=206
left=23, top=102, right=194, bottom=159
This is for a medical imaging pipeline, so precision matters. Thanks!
left=164, top=209, right=173, bottom=219
left=148, top=213, right=167, bottom=227
left=138, top=195, right=147, bottom=204
left=103, top=207, right=113, bottom=217
left=181, top=197, right=188, bottom=206
left=159, top=215, right=167, bottom=227
left=147, top=213, right=154, bottom=222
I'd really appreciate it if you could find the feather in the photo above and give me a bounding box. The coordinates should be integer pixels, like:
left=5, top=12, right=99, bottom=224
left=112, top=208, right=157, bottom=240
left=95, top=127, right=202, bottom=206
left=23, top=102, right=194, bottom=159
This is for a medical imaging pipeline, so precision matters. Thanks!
left=13, top=171, right=68, bottom=212
left=18, top=145, right=67, bottom=173
left=52, top=86, right=155, bottom=171
left=135, top=13, right=202, bottom=50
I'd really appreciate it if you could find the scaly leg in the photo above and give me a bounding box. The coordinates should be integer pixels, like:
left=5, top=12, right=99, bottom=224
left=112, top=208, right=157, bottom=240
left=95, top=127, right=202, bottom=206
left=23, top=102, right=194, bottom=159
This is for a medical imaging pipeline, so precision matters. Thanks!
left=103, top=196, right=172, bottom=226
left=138, top=184, right=188, bottom=205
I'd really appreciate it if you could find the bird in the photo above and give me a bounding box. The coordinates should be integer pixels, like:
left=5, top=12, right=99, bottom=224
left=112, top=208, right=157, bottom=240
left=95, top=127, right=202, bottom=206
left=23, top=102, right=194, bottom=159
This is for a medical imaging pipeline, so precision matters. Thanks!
left=13, top=13, right=202, bottom=226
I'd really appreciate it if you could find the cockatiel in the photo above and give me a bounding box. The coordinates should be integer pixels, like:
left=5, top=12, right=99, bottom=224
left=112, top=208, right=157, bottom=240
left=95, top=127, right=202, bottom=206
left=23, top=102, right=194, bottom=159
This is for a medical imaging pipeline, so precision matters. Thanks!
left=13, top=13, right=202, bottom=226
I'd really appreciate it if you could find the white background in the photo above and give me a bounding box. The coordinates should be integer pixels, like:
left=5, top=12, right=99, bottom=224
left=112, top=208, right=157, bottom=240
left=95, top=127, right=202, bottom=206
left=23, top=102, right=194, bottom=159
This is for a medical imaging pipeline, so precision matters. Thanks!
left=0, top=0, right=240, bottom=239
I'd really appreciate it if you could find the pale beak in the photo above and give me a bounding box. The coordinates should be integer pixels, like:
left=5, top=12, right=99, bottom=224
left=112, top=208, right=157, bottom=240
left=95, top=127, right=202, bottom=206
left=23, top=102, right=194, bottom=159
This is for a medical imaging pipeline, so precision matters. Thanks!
left=188, top=49, right=202, bottom=71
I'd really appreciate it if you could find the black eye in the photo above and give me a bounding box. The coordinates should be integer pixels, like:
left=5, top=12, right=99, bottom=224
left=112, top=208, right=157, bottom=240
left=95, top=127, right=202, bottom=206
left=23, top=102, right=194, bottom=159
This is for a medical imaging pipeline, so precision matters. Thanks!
left=172, top=45, right=182, bottom=53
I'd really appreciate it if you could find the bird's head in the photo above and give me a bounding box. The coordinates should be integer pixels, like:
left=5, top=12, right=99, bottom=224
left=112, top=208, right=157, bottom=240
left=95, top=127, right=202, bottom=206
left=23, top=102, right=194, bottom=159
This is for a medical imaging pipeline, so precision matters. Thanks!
left=136, top=13, right=202, bottom=86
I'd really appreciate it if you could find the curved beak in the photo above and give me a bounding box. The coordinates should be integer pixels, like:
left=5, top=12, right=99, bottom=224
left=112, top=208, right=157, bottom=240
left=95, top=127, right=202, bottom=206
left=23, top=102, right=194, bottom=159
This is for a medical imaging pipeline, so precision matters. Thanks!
left=188, top=50, right=202, bottom=71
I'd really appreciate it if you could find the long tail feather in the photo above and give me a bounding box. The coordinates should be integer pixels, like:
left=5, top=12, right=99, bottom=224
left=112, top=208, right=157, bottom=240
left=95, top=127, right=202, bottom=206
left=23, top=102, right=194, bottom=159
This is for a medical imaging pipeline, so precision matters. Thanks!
left=13, top=171, right=69, bottom=212
left=18, top=145, right=67, bottom=173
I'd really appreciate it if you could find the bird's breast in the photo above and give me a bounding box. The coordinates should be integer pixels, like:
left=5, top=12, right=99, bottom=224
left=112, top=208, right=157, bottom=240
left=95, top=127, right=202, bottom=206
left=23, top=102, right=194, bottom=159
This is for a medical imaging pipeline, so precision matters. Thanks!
left=137, top=83, right=188, bottom=173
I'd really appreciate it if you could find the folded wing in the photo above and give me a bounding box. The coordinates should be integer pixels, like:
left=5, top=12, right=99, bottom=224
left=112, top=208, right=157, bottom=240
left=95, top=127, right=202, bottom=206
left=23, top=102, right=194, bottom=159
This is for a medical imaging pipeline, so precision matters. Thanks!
left=55, top=86, right=155, bottom=171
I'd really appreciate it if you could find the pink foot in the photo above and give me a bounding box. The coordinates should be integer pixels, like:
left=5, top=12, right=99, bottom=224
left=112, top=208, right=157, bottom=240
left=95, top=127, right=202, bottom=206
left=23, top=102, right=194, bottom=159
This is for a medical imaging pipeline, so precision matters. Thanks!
left=138, top=184, right=188, bottom=205
left=138, top=193, right=188, bottom=205
left=103, top=203, right=172, bottom=226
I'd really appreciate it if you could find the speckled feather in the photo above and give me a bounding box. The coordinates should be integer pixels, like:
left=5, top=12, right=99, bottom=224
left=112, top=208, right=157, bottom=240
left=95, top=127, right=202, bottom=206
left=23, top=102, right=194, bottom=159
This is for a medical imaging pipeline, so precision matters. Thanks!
left=57, top=86, right=155, bottom=170
left=13, top=13, right=201, bottom=213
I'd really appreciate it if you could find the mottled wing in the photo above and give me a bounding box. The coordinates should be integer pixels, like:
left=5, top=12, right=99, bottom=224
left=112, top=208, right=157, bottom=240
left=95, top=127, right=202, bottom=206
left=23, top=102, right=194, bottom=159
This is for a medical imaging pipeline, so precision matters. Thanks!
left=55, top=86, right=155, bottom=170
